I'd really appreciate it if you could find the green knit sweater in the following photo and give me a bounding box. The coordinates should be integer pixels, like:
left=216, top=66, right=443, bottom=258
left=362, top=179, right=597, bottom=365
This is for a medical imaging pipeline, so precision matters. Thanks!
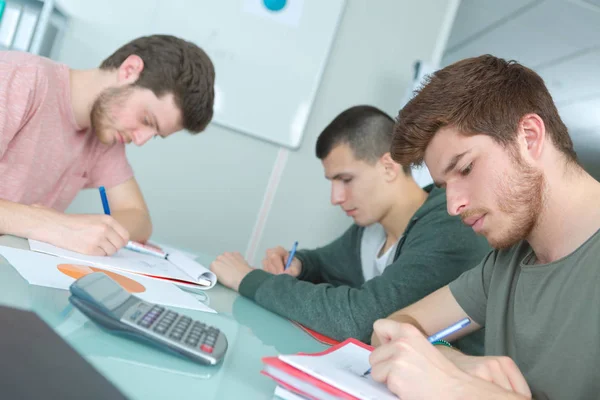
left=239, top=186, right=490, bottom=354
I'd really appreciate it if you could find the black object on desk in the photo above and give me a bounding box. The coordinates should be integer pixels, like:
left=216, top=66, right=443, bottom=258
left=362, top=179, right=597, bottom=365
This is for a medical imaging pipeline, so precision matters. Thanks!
left=0, top=305, right=127, bottom=399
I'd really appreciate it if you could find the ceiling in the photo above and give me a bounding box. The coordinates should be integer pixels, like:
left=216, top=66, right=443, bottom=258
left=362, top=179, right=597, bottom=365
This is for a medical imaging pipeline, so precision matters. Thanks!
left=443, top=0, right=600, bottom=178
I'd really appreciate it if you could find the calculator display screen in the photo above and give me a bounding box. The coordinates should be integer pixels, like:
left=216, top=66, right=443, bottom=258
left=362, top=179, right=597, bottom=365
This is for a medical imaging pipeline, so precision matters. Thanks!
left=82, top=275, right=132, bottom=311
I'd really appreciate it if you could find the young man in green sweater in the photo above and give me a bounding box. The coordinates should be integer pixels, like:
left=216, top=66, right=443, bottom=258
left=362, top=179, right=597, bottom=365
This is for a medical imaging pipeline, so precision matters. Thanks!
left=210, top=105, right=490, bottom=351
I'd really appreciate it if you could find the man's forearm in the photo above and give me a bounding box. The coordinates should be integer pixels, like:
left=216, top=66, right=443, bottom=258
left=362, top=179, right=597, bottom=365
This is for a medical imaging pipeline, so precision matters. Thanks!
left=455, top=375, right=531, bottom=400
left=0, top=199, right=50, bottom=240
left=111, top=208, right=152, bottom=243
left=388, top=312, right=428, bottom=334
left=295, top=251, right=324, bottom=283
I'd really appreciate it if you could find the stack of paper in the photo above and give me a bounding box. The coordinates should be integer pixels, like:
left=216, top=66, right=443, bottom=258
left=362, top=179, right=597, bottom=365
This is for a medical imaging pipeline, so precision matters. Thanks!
left=262, top=339, right=396, bottom=400
left=274, top=385, right=311, bottom=400
left=0, top=245, right=216, bottom=313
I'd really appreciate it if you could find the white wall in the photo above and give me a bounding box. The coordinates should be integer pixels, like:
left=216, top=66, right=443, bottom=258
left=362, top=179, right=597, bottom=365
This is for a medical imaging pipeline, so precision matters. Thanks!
left=60, top=0, right=459, bottom=262
left=442, top=0, right=600, bottom=180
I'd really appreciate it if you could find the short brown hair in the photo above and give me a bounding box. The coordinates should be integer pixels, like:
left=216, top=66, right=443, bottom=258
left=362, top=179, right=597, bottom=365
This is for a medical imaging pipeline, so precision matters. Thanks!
left=100, top=34, right=215, bottom=133
left=392, top=55, right=577, bottom=167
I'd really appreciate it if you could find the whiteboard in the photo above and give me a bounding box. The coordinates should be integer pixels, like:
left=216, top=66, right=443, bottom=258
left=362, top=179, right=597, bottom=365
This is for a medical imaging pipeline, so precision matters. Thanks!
left=404, top=61, right=437, bottom=188
left=152, top=0, right=346, bottom=149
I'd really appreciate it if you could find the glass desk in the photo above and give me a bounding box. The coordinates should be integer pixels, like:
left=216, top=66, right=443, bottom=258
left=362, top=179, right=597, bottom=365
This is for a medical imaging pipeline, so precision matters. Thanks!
left=0, top=236, right=328, bottom=399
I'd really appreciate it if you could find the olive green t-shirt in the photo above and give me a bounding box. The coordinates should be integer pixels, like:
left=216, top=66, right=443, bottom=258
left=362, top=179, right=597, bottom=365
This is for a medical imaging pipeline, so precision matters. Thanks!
left=449, top=229, right=600, bottom=400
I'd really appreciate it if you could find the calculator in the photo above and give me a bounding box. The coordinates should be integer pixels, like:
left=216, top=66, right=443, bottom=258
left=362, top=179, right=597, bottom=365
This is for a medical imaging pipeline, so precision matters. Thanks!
left=68, top=272, right=227, bottom=365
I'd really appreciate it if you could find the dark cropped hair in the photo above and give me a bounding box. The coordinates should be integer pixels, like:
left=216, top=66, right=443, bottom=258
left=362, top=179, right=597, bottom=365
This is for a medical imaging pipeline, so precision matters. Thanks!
left=316, top=105, right=411, bottom=174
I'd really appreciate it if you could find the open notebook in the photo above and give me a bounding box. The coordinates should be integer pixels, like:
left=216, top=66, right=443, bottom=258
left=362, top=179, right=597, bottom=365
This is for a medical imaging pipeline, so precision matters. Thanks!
left=29, top=240, right=217, bottom=290
left=262, top=338, right=396, bottom=400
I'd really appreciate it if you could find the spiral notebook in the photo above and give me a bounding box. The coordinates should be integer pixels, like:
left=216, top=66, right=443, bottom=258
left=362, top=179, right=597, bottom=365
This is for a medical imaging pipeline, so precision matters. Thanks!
left=28, top=239, right=217, bottom=290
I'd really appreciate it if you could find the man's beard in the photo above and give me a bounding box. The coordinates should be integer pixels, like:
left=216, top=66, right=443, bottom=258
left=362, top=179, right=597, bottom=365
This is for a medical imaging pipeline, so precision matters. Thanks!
left=490, top=152, right=545, bottom=249
left=90, top=85, right=133, bottom=144
left=459, top=150, right=545, bottom=249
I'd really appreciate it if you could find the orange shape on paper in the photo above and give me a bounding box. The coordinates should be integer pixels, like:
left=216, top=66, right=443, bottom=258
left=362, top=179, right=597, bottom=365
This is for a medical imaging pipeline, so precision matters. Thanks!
left=57, top=264, right=145, bottom=293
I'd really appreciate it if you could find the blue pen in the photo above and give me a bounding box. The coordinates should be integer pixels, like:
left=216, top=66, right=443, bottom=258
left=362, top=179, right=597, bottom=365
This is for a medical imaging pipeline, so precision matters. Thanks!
left=363, top=318, right=471, bottom=376
left=99, top=186, right=111, bottom=215
left=98, top=186, right=165, bottom=258
left=284, top=241, right=298, bottom=271
left=426, top=317, right=471, bottom=343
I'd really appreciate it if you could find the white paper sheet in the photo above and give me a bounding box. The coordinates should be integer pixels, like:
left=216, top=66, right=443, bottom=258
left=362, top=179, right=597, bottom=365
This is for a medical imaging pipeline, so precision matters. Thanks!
left=280, top=342, right=396, bottom=400
left=151, top=242, right=198, bottom=259
left=28, top=240, right=217, bottom=289
left=274, top=386, right=310, bottom=400
left=0, top=246, right=216, bottom=313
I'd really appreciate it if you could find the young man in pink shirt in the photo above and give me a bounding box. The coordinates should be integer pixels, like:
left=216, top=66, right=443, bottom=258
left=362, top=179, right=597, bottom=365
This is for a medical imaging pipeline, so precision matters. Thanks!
left=0, top=35, right=215, bottom=256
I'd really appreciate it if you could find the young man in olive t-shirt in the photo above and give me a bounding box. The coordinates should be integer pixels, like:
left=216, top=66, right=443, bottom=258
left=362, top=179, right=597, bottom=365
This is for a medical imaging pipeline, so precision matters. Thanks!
left=367, top=55, right=600, bottom=400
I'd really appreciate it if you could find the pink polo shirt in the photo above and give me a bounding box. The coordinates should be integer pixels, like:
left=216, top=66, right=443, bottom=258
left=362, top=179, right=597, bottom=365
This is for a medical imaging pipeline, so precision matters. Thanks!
left=0, top=51, right=133, bottom=212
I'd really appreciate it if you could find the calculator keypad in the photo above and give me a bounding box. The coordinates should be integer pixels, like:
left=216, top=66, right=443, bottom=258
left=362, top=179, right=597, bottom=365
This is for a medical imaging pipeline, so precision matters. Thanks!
left=137, top=305, right=165, bottom=328
left=134, top=306, right=221, bottom=355
left=169, top=316, right=191, bottom=341
left=185, top=321, right=205, bottom=347
left=154, top=310, right=177, bottom=335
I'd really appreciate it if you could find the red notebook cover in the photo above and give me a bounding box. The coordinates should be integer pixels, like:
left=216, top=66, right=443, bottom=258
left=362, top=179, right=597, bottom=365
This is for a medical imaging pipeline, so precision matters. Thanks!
left=261, top=338, right=374, bottom=400
left=291, top=321, right=341, bottom=346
